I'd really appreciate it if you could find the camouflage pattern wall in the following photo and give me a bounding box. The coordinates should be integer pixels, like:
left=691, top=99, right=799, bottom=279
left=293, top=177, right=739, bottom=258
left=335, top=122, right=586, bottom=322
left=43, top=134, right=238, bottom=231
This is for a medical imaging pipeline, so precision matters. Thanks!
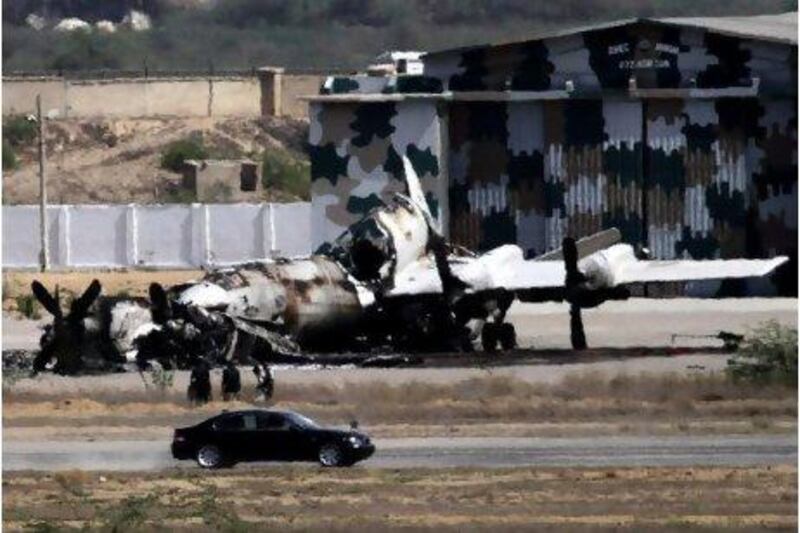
left=308, top=100, right=445, bottom=248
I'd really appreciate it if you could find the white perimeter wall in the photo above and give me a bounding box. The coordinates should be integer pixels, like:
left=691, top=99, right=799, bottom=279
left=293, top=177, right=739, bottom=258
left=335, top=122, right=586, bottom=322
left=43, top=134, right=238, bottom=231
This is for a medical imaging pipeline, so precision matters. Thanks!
left=3, top=203, right=311, bottom=269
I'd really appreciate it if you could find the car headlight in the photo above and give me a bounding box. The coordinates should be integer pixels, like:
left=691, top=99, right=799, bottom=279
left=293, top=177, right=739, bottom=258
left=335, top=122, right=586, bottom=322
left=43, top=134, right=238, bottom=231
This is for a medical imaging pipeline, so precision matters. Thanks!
left=348, top=435, right=362, bottom=448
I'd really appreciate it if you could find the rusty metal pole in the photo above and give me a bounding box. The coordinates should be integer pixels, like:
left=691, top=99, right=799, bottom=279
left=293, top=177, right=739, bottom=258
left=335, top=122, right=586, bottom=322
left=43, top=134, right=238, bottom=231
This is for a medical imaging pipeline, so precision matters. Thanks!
left=37, top=94, right=49, bottom=272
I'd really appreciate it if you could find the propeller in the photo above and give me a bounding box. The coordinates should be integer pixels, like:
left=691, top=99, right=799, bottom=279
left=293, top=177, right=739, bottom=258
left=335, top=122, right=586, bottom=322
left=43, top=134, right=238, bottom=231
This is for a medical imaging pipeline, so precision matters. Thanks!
left=562, top=237, right=588, bottom=350
left=31, top=279, right=101, bottom=324
left=30, top=279, right=103, bottom=374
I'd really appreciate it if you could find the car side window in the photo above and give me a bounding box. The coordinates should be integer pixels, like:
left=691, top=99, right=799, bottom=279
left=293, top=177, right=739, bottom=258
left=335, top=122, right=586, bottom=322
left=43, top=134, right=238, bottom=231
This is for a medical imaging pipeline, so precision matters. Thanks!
left=257, top=413, right=290, bottom=430
left=214, top=414, right=244, bottom=431
left=243, top=414, right=257, bottom=430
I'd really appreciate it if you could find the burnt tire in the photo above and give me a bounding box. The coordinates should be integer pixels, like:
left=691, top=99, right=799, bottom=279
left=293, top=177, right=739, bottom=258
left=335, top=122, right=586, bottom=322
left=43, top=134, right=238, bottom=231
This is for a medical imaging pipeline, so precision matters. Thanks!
left=481, top=323, right=499, bottom=352
left=499, top=323, right=517, bottom=351
left=318, top=443, right=346, bottom=467
left=196, top=444, right=225, bottom=469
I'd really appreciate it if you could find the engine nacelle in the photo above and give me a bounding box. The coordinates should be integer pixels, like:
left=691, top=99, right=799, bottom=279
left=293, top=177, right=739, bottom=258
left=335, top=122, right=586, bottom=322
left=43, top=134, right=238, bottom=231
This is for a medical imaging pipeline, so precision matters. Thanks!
left=578, top=243, right=637, bottom=290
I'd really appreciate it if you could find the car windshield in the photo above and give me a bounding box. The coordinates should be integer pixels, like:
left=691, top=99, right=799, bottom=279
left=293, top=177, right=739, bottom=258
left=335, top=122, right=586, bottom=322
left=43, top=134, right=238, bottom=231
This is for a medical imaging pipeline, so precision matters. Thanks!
left=285, top=412, right=319, bottom=429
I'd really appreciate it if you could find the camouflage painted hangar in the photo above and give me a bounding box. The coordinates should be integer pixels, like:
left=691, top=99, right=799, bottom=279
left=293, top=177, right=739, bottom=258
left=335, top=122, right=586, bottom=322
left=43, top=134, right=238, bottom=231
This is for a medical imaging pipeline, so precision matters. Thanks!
left=307, top=12, right=797, bottom=295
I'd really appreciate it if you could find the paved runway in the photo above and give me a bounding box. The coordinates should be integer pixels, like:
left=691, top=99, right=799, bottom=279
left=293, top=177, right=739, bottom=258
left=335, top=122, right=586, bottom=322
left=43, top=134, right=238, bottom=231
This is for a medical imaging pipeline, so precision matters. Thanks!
left=4, top=435, right=796, bottom=471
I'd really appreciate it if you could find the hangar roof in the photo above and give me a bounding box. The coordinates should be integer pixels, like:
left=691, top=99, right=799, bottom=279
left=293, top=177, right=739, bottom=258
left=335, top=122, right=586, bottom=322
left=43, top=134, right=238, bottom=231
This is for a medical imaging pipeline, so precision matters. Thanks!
left=658, top=11, right=797, bottom=44
left=424, top=11, right=797, bottom=58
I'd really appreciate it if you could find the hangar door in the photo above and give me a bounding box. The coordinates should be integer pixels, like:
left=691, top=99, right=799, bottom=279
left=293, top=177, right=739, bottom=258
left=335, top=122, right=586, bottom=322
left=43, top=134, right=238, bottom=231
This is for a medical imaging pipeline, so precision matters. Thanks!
left=447, top=99, right=644, bottom=258
left=542, top=99, right=644, bottom=251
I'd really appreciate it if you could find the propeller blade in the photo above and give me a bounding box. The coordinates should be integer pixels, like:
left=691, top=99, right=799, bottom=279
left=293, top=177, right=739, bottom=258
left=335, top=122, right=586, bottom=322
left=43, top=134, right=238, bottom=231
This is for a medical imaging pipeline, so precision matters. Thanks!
left=429, top=233, right=466, bottom=304
left=31, top=281, right=62, bottom=318
left=569, top=303, right=587, bottom=350
left=563, top=237, right=589, bottom=350
left=69, top=279, right=102, bottom=321
left=562, top=237, right=583, bottom=286
left=149, top=283, right=171, bottom=324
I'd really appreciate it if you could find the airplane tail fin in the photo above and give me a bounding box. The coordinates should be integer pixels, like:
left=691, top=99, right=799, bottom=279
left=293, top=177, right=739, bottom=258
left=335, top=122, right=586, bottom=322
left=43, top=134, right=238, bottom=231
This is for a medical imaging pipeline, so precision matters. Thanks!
left=535, top=228, right=622, bottom=261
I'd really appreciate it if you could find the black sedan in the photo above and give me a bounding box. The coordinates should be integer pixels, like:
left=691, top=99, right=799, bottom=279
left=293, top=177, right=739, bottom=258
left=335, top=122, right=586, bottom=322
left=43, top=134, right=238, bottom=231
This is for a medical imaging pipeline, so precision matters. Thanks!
left=171, top=409, right=375, bottom=468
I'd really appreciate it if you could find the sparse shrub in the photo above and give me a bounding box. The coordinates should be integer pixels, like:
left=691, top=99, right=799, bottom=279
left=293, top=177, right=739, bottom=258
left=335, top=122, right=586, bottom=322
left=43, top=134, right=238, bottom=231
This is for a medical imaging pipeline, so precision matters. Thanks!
left=262, top=149, right=310, bottom=200
left=727, top=321, right=798, bottom=386
left=54, top=470, right=90, bottom=497
left=199, top=486, right=248, bottom=531
left=160, top=138, right=208, bottom=172
left=3, top=366, right=27, bottom=389
left=101, top=494, right=156, bottom=531
left=3, top=115, right=37, bottom=147
left=3, top=140, right=18, bottom=171
left=148, top=367, right=175, bottom=395
left=15, top=294, right=41, bottom=319
left=23, top=520, right=60, bottom=533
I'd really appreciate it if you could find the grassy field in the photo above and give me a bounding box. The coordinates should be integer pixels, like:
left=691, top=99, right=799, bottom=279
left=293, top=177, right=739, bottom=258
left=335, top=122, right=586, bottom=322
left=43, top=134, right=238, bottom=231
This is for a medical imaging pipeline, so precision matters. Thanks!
left=4, top=373, right=796, bottom=440
left=3, top=465, right=796, bottom=531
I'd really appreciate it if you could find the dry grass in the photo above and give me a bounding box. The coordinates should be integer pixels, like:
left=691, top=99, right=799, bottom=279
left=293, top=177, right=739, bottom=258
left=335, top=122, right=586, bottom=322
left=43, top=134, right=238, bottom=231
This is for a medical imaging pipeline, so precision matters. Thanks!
left=3, top=270, right=201, bottom=314
left=4, top=373, right=796, bottom=438
left=3, top=465, right=796, bottom=531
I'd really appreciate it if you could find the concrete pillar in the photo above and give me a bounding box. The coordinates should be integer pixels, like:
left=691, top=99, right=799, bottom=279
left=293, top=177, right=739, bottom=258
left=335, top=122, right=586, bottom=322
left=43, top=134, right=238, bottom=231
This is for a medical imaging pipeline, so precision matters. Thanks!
left=258, top=67, right=285, bottom=117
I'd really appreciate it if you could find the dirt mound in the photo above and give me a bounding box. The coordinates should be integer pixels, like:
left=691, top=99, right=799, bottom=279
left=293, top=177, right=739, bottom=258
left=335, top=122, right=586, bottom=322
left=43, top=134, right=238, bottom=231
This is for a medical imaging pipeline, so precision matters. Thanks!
left=3, top=116, right=309, bottom=204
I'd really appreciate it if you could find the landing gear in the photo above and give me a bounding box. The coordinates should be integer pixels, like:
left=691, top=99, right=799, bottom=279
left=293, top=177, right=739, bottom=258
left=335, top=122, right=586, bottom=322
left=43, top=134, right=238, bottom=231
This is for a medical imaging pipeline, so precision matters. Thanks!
left=481, top=322, right=516, bottom=352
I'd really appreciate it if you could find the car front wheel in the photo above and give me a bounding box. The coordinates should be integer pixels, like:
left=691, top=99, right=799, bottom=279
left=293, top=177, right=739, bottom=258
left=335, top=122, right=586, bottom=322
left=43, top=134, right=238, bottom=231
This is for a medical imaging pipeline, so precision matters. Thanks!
left=196, top=444, right=225, bottom=469
left=318, top=443, right=346, bottom=467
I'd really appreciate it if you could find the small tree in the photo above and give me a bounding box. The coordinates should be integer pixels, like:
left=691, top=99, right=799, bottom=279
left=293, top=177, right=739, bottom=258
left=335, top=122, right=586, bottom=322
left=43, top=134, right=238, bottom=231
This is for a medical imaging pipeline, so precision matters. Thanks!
left=160, top=138, right=208, bottom=172
left=262, top=150, right=310, bottom=200
left=3, top=115, right=37, bottom=147
left=3, top=140, right=18, bottom=171
left=727, top=321, right=797, bottom=386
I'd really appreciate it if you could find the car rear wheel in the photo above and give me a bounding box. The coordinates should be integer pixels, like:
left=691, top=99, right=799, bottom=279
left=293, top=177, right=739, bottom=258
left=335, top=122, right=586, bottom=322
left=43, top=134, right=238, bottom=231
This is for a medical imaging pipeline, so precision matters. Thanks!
left=196, top=444, right=224, bottom=469
left=319, top=444, right=345, bottom=467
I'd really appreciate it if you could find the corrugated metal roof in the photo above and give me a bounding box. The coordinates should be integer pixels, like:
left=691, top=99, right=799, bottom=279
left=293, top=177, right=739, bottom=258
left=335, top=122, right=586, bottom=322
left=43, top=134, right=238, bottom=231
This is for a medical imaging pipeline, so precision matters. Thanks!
left=657, top=12, right=797, bottom=45
left=424, top=11, right=797, bottom=58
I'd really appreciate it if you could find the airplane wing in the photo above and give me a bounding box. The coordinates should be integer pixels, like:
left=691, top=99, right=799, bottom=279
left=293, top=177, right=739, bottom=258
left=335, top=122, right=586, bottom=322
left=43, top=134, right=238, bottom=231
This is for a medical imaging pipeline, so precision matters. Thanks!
left=387, top=243, right=789, bottom=297
left=613, top=256, right=789, bottom=284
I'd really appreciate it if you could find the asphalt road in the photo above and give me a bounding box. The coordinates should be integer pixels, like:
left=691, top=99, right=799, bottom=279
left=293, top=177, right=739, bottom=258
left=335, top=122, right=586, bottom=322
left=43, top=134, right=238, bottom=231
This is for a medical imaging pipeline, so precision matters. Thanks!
left=3, top=435, right=796, bottom=471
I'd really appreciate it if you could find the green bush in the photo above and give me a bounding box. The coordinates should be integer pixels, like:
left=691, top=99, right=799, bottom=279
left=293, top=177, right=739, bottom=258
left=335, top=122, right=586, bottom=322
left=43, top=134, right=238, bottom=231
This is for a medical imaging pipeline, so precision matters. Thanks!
left=148, top=367, right=175, bottom=395
left=160, top=138, right=208, bottom=172
left=3, top=139, right=18, bottom=171
left=15, top=294, right=41, bottom=319
left=727, top=321, right=798, bottom=386
left=262, top=150, right=310, bottom=200
left=3, top=115, right=37, bottom=147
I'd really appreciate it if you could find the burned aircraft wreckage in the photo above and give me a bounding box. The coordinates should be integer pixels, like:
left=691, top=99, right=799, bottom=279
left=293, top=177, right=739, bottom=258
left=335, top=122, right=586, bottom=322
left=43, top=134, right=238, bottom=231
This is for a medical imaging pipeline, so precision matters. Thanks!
left=31, top=157, right=789, bottom=375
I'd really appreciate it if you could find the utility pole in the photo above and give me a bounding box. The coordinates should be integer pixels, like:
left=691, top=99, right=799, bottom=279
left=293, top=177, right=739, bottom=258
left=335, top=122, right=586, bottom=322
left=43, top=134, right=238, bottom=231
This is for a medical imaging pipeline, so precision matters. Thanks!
left=37, top=94, right=49, bottom=272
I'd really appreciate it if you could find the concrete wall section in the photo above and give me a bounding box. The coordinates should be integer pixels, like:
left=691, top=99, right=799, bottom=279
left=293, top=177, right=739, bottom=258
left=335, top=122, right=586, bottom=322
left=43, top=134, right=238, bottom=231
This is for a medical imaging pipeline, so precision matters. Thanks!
left=212, top=78, right=261, bottom=116
left=281, top=74, right=324, bottom=120
left=2, top=203, right=312, bottom=269
left=4, top=73, right=318, bottom=119
left=3, top=78, right=67, bottom=117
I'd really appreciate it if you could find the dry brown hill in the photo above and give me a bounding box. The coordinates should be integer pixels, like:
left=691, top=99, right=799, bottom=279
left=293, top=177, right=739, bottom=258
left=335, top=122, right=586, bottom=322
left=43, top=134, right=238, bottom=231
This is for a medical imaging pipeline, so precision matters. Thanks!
left=2, top=116, right=309, bottom=204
